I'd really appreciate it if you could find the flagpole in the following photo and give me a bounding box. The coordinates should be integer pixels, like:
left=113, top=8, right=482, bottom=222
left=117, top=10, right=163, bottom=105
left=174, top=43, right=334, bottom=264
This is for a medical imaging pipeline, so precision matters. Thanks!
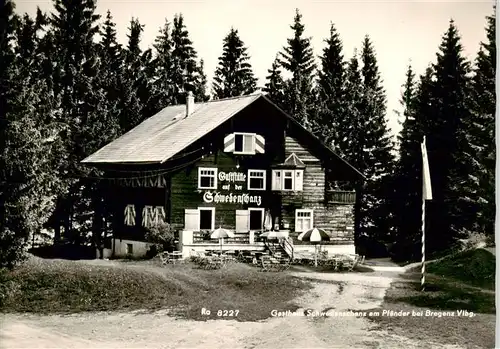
left=421, top=192, right=426, bottom=291
left=420, top=135, right=431, bottom=292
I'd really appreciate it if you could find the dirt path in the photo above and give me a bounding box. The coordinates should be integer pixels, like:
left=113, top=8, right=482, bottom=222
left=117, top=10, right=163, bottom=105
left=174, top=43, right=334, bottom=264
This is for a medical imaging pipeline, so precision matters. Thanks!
left=0, top=262, right=464, bottom=349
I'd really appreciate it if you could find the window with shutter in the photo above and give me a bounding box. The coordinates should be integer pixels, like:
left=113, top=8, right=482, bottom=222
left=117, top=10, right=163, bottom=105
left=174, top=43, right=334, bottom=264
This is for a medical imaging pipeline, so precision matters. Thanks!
left=235, top=210, right=249, bottom=232
left=184, top=209, right=200, bottom=231
left=234, top=132, right=256, bottom=154
left=271, top=169, right=304, bottom=191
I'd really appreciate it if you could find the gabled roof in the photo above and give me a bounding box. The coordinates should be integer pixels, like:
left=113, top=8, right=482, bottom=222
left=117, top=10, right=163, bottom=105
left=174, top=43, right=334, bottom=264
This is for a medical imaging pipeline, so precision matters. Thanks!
left=82, top=93, right=261, bottom=164
left=275, top=153, right=306, bottom=168
left=82, top=93, right=365, bottom=179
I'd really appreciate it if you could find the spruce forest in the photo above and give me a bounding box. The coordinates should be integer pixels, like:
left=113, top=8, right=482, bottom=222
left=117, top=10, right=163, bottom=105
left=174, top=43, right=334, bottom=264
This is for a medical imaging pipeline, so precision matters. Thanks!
left=0, top=1, right=495, bottom=267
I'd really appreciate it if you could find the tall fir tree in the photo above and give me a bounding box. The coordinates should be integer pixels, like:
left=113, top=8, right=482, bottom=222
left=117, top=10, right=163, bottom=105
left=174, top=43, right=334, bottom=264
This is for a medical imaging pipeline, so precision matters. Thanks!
left=194, top=59, right=210, bottom=102
left=426, top=20, right=472, bottom=253
left=279, top=8, right=316, bottom=80
left=150, top=18, right=174, bottom=113
left=313, top=22, right=346, bottom=146
left=340, top=51, right=364, bottom=164
left=390, top=64, right=429, bottom=260
left=466, top=10, right=496, bottom=238
left=341, top=51, right=366, bottom=244
left=263, top=55, right=286, bottom=108
left=98, top=10, right=122, bottom=135
left=50, top=0, right=119, bottom=245
left=170, top=13, right=208, bottom=103
left=278, top=8, right=316, bottom=126
left=358, top=36, right=395, bottom=242
left=117, top=18, right=148, bottom=132
left=1, top=1, right=60, bottom=267
left=212, top=28, right=257, bottom=99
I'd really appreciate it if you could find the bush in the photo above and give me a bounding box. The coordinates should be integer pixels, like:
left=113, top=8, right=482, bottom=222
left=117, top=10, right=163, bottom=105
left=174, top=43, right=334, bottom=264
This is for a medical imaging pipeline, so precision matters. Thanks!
left=0, top=228, right=28, bottom=269
left=456, top=231, right=488, bottom=251
left=144, top=222, right=176, bottom=254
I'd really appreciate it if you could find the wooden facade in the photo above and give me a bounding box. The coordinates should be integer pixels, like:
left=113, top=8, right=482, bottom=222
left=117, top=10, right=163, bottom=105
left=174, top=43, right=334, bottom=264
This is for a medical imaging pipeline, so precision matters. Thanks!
left=85, top=95, right=363, bottom=257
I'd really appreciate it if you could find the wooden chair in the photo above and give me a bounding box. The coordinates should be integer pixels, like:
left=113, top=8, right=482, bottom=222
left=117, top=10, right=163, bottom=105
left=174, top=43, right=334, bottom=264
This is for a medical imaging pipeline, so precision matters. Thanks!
left=261, top=255, right=272, bottom=272
left=205, top=256, right=224, bottom=270
left=341, top=254, right=362, bottom=271
left=159, top=252, right=169, bottom=266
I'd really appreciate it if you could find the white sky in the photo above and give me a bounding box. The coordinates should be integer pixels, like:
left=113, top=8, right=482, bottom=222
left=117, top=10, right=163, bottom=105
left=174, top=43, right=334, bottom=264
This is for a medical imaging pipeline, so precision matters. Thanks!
left=16, top=0, right=495, bottom=138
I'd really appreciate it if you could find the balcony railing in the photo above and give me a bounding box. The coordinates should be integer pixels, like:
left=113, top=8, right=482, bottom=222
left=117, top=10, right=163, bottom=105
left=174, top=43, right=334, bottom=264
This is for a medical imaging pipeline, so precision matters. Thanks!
left=192, top=231, right=250, bottom=244
left=325, top=190, right=356, bottom=204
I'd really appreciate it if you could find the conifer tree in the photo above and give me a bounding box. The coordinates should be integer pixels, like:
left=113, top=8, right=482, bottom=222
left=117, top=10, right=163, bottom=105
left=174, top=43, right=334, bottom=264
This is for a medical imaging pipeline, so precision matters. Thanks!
left=426, top=21, right=472, bottom=252
left=313, top=23, right=346, bottom=145
left=342, top=51, right=366, bottom=244
left=170, top=14, right=207, bottom=102
left=150, top=18, right=174, bottom=112
left=340, top=51, right=364, bottom=164
left=263, top=55, right=286, bottom=108
left=1, top=1, right=60, bottom=267
left=358, top=36, right=395, bottom=241
left=98, top=10, right=122, bottom=132
left=390, top=65, right=427, bottom=260
left=279, top=8, right=315, bottom=80
left=212, top=28, right=257, bottom=99
left=278, top=8, right=316, bottom=126
left=194, top=59, right=210, bottom=102
left=468, top=11, right=496, bottom=237
left=117, top=18, right=148, bottom=132
left=49, top=0, right=119, bottom=245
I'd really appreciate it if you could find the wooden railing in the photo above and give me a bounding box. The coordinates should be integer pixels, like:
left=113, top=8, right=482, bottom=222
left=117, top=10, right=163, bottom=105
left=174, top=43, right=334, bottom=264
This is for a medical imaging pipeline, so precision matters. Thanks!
left=326, top=190, right=356, bottom=204
left=192, top=231, right=250, bottom=244
left=280, top=237, right=294, bottom=259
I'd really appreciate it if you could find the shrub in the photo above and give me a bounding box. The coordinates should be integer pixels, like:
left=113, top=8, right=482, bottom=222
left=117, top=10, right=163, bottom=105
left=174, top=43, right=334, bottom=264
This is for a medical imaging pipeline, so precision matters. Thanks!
left=456, top=230, right=488, bottom=251
left=0, top=228, right=29, bottom=269
left=144, top=222, right=176, bottom=254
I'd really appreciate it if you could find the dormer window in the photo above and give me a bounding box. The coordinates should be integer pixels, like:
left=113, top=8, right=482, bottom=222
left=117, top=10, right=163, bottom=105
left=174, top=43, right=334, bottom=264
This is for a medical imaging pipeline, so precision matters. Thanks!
left=272, top=153, right=305, bottom=191
left=224, top=132, right=265, bottom=155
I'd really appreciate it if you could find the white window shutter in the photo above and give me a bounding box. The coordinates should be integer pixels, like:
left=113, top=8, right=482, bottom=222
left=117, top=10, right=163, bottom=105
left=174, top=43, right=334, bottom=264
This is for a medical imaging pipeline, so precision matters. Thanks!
left=142, top=205, right=156, bottom=227
left=224, top=133, right=235, bottom=152
left=271, top=170, right=281, bottom=190
left=184, top=209, right=200, bottom=231
left=156, top=206, right=166, bottom=224
left=255, top=134, right=265, bottom=153
left=235, top=210, right=249, bottom=232
left=294, top=170, right=304, bottom=191
left=124, top=204, right=136, bottom=226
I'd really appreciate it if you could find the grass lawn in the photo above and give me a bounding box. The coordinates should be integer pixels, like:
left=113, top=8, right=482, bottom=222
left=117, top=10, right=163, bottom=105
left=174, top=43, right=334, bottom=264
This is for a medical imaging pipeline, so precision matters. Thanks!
left=364, top=249, right=495, bottom=349
left=0, top=256, right=312, bottom=322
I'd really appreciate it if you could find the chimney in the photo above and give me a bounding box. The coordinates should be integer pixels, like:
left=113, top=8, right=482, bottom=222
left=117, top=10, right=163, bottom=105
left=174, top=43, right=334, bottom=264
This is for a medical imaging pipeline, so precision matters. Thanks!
left=186, top=91, right=194, bottom=117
